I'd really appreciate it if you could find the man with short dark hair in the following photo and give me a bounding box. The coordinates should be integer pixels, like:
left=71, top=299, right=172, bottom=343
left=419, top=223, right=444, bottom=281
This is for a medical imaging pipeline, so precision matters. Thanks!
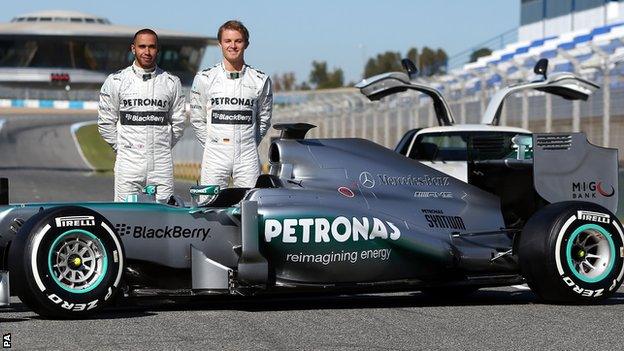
left=190, top=20, right=273, bottom=189
left=98, top=28, right=186, bottom=202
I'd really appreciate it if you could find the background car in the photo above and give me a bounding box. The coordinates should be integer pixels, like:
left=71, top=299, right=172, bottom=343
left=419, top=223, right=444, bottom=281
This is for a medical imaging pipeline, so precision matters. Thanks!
left=357, top=59, right=598, bottom=182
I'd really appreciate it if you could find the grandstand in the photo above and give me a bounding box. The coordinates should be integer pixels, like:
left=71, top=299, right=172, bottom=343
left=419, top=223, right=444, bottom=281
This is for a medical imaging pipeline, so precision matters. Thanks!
left=0, top=10, right=215, bottom=100
left=437, top=1, right=624, bottom=97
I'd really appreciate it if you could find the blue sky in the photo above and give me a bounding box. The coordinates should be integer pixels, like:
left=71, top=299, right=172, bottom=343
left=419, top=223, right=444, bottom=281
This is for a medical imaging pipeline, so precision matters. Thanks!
left=3, top=0, right=519, bottom=84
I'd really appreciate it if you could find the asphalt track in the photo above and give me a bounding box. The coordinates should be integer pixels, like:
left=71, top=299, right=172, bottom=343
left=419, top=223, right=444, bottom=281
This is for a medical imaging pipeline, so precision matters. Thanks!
left=2, top=111, right=624, bottom=350
left=0, top=111, right=192, bottom=202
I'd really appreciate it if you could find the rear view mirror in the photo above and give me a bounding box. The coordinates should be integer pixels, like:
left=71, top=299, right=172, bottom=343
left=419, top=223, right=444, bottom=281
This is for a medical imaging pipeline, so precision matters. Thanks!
left=143, top=185, right=157, bottom=196
left=190, top=185, right=220, bottom=196
left=189, top=185, right=220, bottom=208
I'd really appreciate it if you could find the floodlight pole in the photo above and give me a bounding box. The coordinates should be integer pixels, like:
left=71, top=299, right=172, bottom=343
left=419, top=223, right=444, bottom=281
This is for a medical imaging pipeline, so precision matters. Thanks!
left=345, top=95, right=359, bottom=139
left=558, top=48, right=582, bottom=132
left=478, top=72, right=488, bottom=118
left=511, top=57, right=531, bottom=130
left=589, top=43, right=611, bottom=147
left=459, top=78, right=467, bottom=124
left=489, top=64, right=509, bottom=126
left=412, top=95, right=420, bottom=130
left=545, top=92, right=552, bottom=132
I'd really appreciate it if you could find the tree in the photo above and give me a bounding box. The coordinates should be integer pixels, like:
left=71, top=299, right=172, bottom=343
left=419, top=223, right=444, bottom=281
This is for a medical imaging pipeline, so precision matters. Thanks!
left=469, top=47, right=492, bottom=63
left=271, top=72, right=297, bottom=92
left=282, top=72, right=296, bottom=91
left=363, top=51, right=402, bottom=78
left=418, top=47, right=436, bottom=76
left=362, top=46, right=447, bottom=79
left=309, top=61, right=344, bottom=89
left=417, top=46, right=448, bottom=76
left=435, top=48, right=448, bottom=75
left=327, top=68, right=344, bottom=89
left=406, top=47, right=418, bottom=67
left=309, top=61, right=329, bottom=88
left=271, top=74, right=283, bottom=92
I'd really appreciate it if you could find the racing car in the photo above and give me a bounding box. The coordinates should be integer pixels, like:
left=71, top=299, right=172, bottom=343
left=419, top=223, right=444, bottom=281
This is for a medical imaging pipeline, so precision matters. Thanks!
left=0, top=77, right=622, bottom=320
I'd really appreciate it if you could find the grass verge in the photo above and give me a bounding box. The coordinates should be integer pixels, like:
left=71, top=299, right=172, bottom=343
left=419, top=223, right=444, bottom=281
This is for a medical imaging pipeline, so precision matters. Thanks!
left=74, top=123, right=115, bottom=171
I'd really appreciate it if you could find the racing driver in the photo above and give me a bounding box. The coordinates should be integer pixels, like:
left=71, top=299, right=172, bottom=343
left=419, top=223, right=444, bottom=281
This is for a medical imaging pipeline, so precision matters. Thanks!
left=190, top=20, right=273, bottom=188
left=98, top=29, right=186, bottom=202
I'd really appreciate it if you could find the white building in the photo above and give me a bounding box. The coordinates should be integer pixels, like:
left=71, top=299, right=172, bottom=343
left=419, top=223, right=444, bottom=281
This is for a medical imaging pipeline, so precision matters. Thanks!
left=520, top=0, right=624, bottom=41
left=0, top=10, right=216, bottom=90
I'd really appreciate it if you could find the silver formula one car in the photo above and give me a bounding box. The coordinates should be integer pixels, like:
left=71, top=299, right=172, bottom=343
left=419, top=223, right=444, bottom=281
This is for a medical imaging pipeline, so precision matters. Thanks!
left=0, top=69, right=622, bottom=319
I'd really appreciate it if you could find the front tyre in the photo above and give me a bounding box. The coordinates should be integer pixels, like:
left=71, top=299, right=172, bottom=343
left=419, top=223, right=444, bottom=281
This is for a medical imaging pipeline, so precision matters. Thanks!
left=8, top=206, right=124, bottom=318
left=518, top=201, right=624, bottom=303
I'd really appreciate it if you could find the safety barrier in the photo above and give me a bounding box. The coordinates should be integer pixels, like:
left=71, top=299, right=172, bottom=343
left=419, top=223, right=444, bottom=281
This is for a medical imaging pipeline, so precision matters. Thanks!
left=0, top=99, right=98, bottom=110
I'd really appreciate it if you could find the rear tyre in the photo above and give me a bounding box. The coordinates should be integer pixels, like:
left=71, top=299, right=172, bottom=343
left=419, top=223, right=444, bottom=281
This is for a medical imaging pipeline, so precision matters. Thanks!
left=518, top=201, right=624, bottom=303
left=8, top=206, right=124, bottom=318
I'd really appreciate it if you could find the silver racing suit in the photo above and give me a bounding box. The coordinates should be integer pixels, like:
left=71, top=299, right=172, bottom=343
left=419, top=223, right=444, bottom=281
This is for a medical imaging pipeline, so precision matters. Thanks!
left=98, top=63, right=186, bottom=202
left=190, top=62, right=273, bottom=188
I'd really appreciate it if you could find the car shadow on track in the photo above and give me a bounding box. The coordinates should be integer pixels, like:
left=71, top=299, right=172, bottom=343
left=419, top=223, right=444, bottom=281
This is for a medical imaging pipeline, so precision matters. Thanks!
left=0, top=301, right=157, bottom=321
left=4, top=290, right=624, bottom=320
left=102, top=289, right=623, bottom=314
left=0, top=317, right=29, bottom=323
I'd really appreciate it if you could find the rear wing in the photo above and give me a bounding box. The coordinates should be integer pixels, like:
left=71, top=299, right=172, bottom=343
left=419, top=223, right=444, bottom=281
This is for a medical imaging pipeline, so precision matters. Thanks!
left=533, top=133, right=618, bottom=213
left=482, top=59, right=599, bottom=125
left=355, top=71, right=455, bottom=126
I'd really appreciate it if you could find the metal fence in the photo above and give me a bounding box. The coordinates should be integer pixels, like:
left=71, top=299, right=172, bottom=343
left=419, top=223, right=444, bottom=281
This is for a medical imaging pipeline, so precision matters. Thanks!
left=0, top=86, right=100, bottom=101
left=0, top=86, right=194, bottom=102
left=276, top=80, right=624, bottom=159
left=172, top=73, right=624, bottom=180
left=3, top=67, right=620, bottom=179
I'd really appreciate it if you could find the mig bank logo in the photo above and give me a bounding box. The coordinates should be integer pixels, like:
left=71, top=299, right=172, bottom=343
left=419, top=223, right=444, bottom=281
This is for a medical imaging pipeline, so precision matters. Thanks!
left=572, top=181, right=615, bottom=199
left=359, top=171, right=375, bottom=188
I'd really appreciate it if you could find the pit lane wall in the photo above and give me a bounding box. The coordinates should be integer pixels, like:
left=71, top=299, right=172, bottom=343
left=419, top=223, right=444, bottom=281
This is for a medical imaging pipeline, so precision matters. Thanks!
left=0, top=98, right=98, bottom=110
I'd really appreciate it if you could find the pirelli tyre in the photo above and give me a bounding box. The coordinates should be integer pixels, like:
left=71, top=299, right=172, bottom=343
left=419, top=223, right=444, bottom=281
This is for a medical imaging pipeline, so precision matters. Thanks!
left=518, top=201, right=624, bottom=303
left=8, top=206, right=124, bottom=318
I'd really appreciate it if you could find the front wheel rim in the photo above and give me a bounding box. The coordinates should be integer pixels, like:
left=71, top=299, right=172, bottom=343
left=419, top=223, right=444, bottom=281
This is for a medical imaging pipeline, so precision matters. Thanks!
left=48, top=229, right=108, bottom=293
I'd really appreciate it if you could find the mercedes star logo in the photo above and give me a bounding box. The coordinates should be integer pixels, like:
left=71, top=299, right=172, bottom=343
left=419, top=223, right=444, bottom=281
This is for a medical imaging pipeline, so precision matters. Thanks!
left=359, top=171, right=375, bottom=188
